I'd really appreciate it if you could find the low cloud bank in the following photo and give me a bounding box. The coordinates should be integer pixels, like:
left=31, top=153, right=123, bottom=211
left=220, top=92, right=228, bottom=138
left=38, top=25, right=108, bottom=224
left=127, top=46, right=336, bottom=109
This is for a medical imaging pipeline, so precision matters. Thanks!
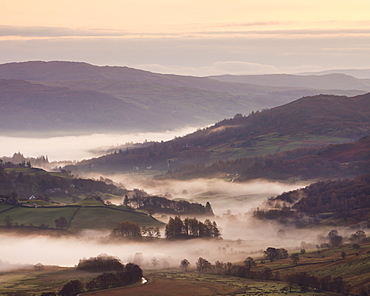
left=0, top=126, right=200, bottom=162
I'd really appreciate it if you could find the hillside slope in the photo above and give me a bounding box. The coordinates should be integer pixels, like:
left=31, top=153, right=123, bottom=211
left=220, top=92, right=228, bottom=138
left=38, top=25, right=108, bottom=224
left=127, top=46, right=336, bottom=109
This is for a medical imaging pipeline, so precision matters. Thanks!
left=0, top=79, right=156, bottom=134
left=255, top=174, right=370, bottom=228
left=68, top=93, right=370, bottom=174
left=162, top=136, right=370, bottom=181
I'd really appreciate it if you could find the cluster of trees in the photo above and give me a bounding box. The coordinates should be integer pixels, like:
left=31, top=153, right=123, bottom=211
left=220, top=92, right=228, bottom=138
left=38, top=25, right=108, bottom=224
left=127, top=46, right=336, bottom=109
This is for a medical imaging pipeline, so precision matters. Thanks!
left=315, top=229, right=367, bottom=251
left=263, top=247, right=289, bottom=262
left=165, top=216, right=220, bottom=239
left=76, top=255, right=124, bottom=272
left=327, top=230, right=343, bottom=247
left=56, top=262, right=142, bottom=296
left=293, top=174, right=370, bottom=217
left=110, top=221, right=143, bottom=239
left=252, top=205, right=295, bottom=223
left=253, top=174, right=370, bottom=226
left=85, top=263, right=142, bottom=291
left=109, top=221, right=161, bottom=240
left=192, top=254, right=350, bottom=294
left=194, top=256, right=272, bottom=280
left=54, top=216, right=68, bottom=229
left=350, top=230, right=367, bottom=243
left=123, top=190, right=214, bottom=216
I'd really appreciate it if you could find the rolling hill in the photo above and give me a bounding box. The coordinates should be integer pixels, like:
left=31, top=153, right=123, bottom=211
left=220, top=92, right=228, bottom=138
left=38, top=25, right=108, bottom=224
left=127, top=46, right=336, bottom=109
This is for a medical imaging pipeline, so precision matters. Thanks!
left=0, top=79, right=155, bottom=134
left=299, top=68, right=370, bottom=79
left=0, top=61, right=367, bottom=135
left=67, top=92, right=370, bottom=175
left=0, top=166, right=215, bottom=232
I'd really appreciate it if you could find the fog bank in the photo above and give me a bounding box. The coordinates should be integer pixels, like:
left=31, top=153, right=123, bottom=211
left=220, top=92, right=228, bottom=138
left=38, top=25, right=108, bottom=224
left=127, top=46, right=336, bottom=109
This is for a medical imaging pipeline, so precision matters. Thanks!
left=0, top=126, right=200, bottom=161
left=102, top=174, right=307, bottom=217
left=0, top=224, right=342, bottom=268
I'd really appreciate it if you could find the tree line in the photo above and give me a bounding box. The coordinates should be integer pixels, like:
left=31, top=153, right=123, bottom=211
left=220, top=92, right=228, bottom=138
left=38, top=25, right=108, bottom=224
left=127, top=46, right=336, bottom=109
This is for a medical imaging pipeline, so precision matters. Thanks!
left=109, top=217, right=221, bottom=240
left=165, top=216, right=221, bottom=239
left=109, top=220, right=157, bottom=240
left=1, top=152, right=49, bottom=168
left=123, top=189, right=214, bottom=216
left=41, top=255, right=143, bottom=296
left=192, top=253, right=350, bottom=294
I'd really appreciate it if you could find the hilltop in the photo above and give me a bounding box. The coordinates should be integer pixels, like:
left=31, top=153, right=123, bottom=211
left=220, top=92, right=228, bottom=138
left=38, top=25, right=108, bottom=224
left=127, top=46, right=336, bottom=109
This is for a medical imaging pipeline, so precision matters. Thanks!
left=0, top=61, right=365, bottom=135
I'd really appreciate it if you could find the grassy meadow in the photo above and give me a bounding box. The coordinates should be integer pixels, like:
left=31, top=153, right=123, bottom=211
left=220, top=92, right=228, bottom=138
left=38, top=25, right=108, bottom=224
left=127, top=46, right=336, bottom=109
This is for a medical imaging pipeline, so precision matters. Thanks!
left=0, top=199, right=163, bottom=233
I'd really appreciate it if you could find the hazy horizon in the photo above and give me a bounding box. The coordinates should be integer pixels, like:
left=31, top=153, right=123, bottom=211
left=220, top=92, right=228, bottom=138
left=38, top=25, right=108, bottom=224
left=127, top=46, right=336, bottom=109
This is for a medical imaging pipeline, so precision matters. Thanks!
left=1, top=1, right=370, bottom=76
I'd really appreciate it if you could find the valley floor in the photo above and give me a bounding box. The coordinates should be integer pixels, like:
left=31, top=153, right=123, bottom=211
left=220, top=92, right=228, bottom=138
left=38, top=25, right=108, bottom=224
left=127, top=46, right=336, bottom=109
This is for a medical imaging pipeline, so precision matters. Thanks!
left=1, top=241, right=369, bottom=295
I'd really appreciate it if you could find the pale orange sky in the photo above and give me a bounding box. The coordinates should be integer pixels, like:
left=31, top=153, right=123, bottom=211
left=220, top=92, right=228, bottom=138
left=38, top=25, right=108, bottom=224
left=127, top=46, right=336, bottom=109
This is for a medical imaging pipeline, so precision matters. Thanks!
left=2, top=0, right=370, bottom=35
left=1, top=0, right=370, bottom=75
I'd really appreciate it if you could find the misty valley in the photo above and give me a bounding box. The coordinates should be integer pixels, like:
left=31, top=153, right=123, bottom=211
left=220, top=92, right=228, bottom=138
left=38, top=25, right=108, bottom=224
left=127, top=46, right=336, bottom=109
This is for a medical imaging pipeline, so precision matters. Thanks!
left=0, top=61, right=370, bottom=296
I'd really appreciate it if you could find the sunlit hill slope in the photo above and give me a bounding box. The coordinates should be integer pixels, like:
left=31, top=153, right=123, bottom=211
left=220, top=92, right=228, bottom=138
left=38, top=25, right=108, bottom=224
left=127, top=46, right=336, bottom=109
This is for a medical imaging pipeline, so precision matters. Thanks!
left=68, top=93, right=370, bottom=176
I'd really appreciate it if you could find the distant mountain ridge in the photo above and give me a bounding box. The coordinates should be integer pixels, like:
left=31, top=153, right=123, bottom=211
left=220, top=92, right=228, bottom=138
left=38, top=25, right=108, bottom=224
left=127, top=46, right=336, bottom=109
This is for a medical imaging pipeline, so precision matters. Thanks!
left=299, top=68, right=370, bottom=79
left=0, top=79, right=155, bottom=134
left=209, top=73, right=370, bottom=90
left=0, top=61, right=368, bottom=135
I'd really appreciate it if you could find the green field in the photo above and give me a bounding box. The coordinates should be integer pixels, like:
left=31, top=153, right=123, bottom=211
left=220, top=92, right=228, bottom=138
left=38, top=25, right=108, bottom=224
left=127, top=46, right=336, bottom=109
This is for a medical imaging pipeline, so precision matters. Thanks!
left=0, top=201, right=163, bottom=232
left=0, top=205, right=77, bottom=227
left=69, top=206, right=162, bottom=232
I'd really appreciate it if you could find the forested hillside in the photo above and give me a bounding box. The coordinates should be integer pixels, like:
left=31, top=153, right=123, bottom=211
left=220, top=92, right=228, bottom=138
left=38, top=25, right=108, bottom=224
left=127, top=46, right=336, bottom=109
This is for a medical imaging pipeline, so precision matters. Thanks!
left=254, top=174, right=370, bottom=227
left=162, top=135, right=370, bottom=181
left=67, top=93, right=370, bottom=175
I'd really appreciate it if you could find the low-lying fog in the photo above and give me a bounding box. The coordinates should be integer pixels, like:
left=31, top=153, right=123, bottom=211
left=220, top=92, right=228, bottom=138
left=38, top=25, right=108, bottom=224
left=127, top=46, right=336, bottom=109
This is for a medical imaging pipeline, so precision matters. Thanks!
left=103, top=174, right=308, bottom=217
left=0, top=129, right=354, bottom=272
left=0, top=126, right=199, bottom=161
left=2, top=173, right=336, bottom=270
left=0, top=223, right=356, bottom=270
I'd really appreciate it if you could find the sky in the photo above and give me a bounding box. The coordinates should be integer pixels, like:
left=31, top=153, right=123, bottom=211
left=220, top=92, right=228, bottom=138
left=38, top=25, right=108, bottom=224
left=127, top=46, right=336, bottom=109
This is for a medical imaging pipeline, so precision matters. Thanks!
left=1, top=0, right=370, bottom=76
